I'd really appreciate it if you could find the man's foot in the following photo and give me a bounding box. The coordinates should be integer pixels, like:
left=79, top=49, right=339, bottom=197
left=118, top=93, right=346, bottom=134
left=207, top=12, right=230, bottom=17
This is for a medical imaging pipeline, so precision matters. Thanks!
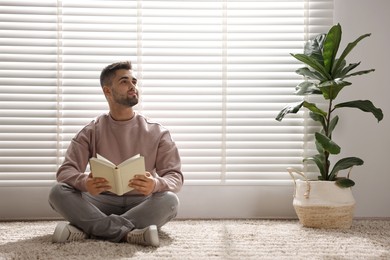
left=52, top=222, right=87, bottom=243
left=126, top=225, right=159, bottom=247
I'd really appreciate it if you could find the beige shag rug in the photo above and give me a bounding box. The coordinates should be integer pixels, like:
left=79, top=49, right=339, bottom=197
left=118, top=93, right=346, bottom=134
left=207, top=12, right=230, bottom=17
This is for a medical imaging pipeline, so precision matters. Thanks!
left=0, top=219, right=389, bottom=260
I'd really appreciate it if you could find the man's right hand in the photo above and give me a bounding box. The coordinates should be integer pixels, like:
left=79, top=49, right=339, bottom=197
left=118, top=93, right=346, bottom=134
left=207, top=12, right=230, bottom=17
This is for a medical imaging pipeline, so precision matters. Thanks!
left=86, top=173, right=111, bottom=195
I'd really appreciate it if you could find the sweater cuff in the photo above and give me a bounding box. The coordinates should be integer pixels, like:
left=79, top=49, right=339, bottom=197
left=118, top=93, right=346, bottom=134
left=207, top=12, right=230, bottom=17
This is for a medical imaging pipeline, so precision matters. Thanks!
left=152, top=177, right=162, bottom=193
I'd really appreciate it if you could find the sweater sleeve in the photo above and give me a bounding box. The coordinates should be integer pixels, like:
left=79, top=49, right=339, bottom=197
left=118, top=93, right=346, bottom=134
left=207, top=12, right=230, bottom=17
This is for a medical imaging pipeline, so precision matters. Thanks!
left=152, top=131, right=184, bottom=193
left=56, top=125, right=94, bottom=192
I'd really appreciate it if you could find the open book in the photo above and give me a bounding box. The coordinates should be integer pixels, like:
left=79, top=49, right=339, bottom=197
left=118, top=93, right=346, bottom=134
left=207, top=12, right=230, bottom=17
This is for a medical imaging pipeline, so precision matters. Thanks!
left=89, top=153, right=146, bottom=196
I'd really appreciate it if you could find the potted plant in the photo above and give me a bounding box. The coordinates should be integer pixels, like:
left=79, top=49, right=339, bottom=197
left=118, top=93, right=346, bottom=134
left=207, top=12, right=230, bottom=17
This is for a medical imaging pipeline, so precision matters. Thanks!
left=276, top=23, right=383, bottom=228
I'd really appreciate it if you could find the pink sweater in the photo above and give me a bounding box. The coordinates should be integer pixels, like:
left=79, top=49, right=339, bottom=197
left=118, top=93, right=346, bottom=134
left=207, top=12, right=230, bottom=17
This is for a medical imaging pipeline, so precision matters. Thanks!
left=56, top=113, right=183, bottom=195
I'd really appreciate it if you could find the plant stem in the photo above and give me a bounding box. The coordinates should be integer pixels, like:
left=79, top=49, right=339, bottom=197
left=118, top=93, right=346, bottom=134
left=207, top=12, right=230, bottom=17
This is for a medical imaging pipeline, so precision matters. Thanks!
left=324, top=98, right=333, bottom=180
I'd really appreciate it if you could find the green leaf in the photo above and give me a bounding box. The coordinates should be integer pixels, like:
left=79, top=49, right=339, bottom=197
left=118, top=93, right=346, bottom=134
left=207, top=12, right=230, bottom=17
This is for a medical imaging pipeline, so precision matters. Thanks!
left=275, top=101, right=304, bottom=121
left=309, top=112, right=326, bottom=129
left=304, top=154, right=326, bottom=180
left=318, top=79, right=351, bottom=100
left=295, top=81, right=322, bottom=95
left=315, top=139, right=325, bottom=154
left=323, top=24, right=342, bottom=73
left=329, top=157, right=364, bottom=180
left=332, top=59, right=346, bottom=78
left=295, top=67, right=325, bottom=81
left=335, top=100, right=384, bottom=122
left=344, top=69, right=375, bottom=79
left=328, top=115, right=339, bottom=137
left=303, top=101, right=327, bottom=117
left=332, top=33, right=372, bottom=76
left=304, top=33, right=326, bottom=64
left=315, top=132, right=341, bottom=154
left=291, top=54, right=331, bottom=80
left=336, top=62, right=360, bottom=78
left=336, top=178, right=355, bottom=188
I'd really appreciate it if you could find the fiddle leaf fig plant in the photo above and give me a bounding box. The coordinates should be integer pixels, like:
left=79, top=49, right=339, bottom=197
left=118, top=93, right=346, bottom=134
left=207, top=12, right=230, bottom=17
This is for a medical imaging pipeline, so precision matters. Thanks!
left=276, top=23, right=383, bottom=188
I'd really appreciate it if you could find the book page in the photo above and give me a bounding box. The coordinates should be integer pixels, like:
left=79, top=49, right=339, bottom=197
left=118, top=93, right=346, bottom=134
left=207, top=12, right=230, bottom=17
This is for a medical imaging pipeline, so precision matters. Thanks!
left=119, top=156, right=146, bottom=194
left=96, top=154, right=116, bottom=167
left=117, top=154, right=142, bottom=168
left=89, top=158, right=117, bottom=193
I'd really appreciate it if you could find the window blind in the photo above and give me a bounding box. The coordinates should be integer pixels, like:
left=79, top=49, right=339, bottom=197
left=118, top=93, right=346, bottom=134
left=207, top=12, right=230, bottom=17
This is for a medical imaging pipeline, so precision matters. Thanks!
left=0, top=0, right=333, bottom=187
left=0, top=0, right=58, bottom=187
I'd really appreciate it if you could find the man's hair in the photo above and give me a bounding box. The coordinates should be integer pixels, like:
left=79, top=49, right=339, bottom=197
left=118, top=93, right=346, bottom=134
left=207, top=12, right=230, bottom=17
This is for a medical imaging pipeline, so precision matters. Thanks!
left=100, top=61, right=132, bottom=88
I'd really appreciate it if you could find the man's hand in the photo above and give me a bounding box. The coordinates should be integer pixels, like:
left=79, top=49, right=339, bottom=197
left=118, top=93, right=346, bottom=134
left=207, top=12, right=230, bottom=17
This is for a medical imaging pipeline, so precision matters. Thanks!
left=129, top=172, right=156, bottom=196
left=86, top=173, right=111, bottom=196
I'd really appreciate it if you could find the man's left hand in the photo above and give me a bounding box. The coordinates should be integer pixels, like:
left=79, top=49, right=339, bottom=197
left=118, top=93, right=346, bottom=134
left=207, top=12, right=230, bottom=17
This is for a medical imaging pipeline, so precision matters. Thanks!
left=129, top=172, right=156, bottom=195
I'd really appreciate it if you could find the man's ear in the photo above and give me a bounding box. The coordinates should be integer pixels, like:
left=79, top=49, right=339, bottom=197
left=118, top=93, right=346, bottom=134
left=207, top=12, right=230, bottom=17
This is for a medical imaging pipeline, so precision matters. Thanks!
left=103, top=86, right=111, bottom=96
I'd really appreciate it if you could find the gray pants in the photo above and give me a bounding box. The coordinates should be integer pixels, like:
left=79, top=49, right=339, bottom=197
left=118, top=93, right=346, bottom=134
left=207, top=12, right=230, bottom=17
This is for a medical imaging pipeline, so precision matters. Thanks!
left=48, top=183, right=179, bottom=242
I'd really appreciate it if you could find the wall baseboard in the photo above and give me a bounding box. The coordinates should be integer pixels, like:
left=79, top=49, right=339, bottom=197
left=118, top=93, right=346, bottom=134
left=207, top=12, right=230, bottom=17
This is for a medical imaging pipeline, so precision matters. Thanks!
left=1, top=184, right=388, bottom=221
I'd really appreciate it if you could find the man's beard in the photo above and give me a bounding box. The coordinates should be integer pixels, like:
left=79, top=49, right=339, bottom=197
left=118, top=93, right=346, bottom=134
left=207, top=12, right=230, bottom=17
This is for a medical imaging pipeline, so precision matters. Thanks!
left=112, top=91, right=139, bottom=107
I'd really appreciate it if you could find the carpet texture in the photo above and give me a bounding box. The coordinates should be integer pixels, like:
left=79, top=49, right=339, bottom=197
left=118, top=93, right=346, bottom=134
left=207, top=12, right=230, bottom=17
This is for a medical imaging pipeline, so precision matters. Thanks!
left=0, top=219, right=389, bottom=260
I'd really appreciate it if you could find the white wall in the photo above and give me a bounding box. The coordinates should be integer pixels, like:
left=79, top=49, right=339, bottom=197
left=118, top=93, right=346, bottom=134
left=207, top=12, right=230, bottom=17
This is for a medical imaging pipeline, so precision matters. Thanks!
left=334, top=0, right=390, bottom=217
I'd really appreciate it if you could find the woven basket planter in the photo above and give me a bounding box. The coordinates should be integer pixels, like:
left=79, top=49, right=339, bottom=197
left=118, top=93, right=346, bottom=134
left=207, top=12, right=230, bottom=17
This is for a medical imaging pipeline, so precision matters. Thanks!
left=288, top=168, right=355, bottom=229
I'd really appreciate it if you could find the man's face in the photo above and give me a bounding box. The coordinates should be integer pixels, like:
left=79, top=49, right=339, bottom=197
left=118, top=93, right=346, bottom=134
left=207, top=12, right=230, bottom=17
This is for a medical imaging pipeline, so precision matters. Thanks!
left=109, top=69, right=139, bottom=107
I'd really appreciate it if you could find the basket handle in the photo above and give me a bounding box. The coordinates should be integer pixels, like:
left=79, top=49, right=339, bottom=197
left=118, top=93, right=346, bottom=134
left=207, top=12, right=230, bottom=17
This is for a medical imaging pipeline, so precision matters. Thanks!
left=287, top=167, right=311, bottom=199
